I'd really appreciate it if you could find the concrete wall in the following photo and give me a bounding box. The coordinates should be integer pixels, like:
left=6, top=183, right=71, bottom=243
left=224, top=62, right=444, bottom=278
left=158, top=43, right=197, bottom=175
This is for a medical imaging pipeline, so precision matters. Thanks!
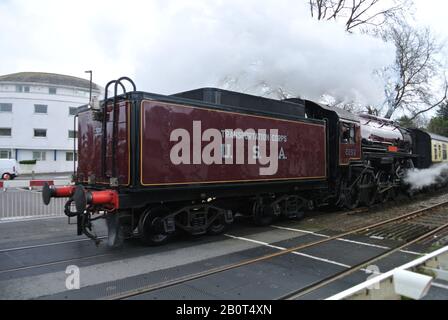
left=15, top=149, right=76, bottom=174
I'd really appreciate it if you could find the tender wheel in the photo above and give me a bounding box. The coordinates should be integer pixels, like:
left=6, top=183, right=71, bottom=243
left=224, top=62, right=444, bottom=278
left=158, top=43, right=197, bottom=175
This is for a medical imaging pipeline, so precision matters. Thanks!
left=1, top=173, right=11, bottom=180
left=207, top=214, right=231, bottom=235
left=139, top=206, right=172, bottom=246
left=252, top=201, right=275, bottom=226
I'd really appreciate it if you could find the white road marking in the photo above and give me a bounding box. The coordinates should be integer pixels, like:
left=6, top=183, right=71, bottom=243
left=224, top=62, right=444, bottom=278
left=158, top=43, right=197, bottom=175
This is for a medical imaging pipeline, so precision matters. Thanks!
left=271, top=225, right=422, bottom=256
left=432, top=282, right=448, bottom=291
left=0, top=236, right=267, bottom=299
left=224, top=234, right=351, bottom=268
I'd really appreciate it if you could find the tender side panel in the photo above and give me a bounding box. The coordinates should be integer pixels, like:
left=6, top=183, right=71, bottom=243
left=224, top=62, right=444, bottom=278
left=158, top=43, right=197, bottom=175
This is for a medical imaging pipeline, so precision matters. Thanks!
left=140, top=100, right=326, bottom=186
left=77, top=102, right=130, bottom=185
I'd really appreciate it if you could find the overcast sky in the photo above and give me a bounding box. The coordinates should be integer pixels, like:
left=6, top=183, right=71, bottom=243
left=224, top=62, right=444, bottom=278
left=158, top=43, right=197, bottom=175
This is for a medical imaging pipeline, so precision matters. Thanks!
left=0, top=0, right=446, bottom=106
left=414, top=0, right=448, bottom=37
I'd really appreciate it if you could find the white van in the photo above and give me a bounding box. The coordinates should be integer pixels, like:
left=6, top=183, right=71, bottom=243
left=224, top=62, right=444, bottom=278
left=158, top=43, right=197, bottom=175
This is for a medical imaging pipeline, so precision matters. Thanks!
left=0, top=159, right=19, bottom=180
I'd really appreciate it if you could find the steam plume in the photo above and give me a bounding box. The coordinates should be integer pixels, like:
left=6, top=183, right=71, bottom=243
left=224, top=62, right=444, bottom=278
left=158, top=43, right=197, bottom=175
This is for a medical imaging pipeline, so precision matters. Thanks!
left=404, top=163, right=448, bottom=190
left=0, top=0, right=395, bottom=106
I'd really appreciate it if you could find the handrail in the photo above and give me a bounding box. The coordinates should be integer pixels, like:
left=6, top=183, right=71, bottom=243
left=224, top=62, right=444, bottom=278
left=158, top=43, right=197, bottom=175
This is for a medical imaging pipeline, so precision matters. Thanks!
left=326, top=245, right=448, bottom=300
left=110, top=77, right=136, bottom=180
left=101, top=80, right=126, bottom=178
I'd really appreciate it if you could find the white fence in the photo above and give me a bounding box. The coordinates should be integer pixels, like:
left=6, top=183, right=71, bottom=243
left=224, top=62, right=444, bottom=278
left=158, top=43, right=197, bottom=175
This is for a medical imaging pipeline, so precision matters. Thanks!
left=0, top=189, right=66, bottom=221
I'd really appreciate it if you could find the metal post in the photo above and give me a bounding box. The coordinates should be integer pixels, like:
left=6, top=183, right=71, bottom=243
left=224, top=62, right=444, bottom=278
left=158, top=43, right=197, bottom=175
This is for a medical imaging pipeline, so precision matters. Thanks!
left=85, top=70, right=93, bottom=104
left=73, top=114, right=78, bottom=181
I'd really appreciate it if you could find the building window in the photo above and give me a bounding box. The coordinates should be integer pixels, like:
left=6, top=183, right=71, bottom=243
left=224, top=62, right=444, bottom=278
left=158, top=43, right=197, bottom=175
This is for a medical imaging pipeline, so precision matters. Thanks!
left=439, top=145, right=442, bottom=160
left=69, top=107, right=77, bottom=116
left=66, top=151, right=78, bottom=161
left=34, top=129, right=47, bottom=138
left=68, top=130, right=77, bottom=139
left=34, top=104, right=48, bottom=114
left=443, top=145, right=447, bottom=160
left=0, top=103, right=12, bottom=112
left=32, top=151, right=46, bottom=161
left=0, top=128, right=12, bottom=137
left=0, top=150, right=11, bottom=159
left=434, top=145, right=438, bottom=160
left=16, top=85, right=23, bottom=92
left=76, top=90, right=89, bottom=97
left=24, top=86, right=30, bottom=93
left=49, top=87, right=57, bottom=95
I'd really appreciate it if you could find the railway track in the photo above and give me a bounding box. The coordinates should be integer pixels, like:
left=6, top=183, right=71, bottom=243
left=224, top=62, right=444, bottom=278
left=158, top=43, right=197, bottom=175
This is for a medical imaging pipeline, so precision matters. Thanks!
left=105, top=200, right=448, bottom=300
left=0, top=206, right=402, bottom=275
left=280, top=221, right=448, bottom=300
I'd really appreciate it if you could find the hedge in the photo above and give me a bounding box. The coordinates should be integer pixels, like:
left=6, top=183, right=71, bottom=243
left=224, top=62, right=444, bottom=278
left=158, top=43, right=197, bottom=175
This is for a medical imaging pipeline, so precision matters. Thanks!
left=19, top=160, right=37, bottom=165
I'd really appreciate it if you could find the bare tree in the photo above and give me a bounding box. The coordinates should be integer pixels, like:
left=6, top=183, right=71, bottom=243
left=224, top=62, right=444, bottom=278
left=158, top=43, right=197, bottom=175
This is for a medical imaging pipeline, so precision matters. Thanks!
left=381, top=19, right=447, bottom=119
left=309, top=0, right=411, bottom=32
left=322, top=95, right=361, bottom=113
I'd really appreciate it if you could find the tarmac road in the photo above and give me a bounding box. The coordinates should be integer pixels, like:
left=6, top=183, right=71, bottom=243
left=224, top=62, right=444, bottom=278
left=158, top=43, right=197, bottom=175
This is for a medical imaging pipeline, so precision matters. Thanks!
left=1, top=190, right=448, bottom=300
left=0, top=215, right=428, bottom=300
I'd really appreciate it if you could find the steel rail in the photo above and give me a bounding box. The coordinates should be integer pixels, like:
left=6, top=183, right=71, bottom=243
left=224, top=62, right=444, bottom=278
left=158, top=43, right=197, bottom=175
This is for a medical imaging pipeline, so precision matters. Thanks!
left=0, top=252, right=114, bottom=275
left=0, top=236, right=108, bottom=254
left=280, top=221, right=448, bottom=300
left=106, top=200, right=448, bottom=300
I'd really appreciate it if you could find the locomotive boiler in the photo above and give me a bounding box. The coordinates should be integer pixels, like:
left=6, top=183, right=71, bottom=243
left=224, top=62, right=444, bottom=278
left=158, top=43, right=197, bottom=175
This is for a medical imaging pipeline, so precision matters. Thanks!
left=42, top=77, right=427, bottom=246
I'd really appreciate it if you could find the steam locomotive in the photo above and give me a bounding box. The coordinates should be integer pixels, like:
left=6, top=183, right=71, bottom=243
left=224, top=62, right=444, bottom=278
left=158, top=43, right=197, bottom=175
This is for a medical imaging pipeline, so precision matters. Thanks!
left=42, top=77, right=446, bottom=246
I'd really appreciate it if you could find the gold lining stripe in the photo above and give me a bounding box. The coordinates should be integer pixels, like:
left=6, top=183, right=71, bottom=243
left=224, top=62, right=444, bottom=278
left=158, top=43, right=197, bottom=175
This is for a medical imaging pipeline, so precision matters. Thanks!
left=140, top=176, right=327, bottom=187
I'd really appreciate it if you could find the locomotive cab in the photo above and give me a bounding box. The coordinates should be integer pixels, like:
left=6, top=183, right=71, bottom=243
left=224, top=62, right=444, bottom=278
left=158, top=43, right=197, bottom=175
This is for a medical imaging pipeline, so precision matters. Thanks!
left=339, top=121, right=361, bottom=166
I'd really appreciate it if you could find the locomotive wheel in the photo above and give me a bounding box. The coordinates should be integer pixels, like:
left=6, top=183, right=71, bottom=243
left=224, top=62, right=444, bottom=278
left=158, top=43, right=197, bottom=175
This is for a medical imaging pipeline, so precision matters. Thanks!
left=376, top=171, right=392, bottom=204
left=386, top=187, right=397, bottom=202
left=406, top=188, right=417, bottom=198
left=252, top=201, right=274, bottom=226
left=360, top=171, right=376, bottom=207
left=378, top=186, right=396, bottom=203
left=139, top=206, right=172, bottom=246
left=344, top=180, right=360, bottom=210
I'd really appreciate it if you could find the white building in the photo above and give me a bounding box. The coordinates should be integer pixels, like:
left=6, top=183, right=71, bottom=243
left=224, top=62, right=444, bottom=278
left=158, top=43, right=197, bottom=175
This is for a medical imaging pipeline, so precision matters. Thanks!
left=0, top=72, right=102, bottom=173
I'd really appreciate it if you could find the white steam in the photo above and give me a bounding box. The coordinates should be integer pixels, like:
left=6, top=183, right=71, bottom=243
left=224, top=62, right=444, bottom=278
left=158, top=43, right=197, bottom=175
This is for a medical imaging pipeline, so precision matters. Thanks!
left=0, top=0, right=395, bottom=106
left=136, top=0, right=395, bottom=105
left=404, top=163, right=448, bottom=190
